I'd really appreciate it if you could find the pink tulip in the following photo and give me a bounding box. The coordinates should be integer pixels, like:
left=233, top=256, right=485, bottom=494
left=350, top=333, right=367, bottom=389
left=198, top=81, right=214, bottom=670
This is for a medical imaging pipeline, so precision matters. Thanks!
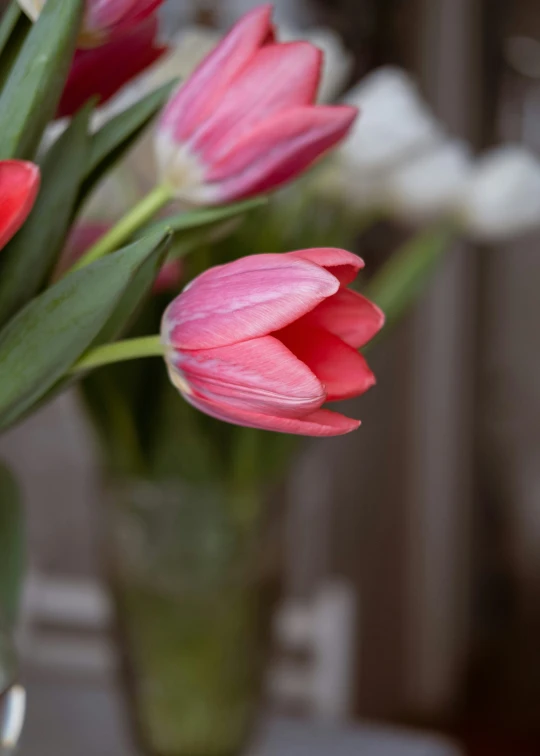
left=18, top=0, right=164, bottom=48
left=161, top=248, right=384, bottom=436
left=0, top=160, right=40, bottom=251
left=60, top=222, right=182, bottom=292
left=57, top=17, right=166, bottom=118
left=155, top=4, right=358, bottom=205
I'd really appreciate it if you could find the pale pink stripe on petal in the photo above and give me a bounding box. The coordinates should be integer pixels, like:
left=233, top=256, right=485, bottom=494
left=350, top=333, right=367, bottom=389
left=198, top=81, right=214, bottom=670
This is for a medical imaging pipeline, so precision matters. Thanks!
left=191, top=42, right=322, bottom=161
left=159, top=5, right=273, bottom=142
left=162, top=253, right=338, bottom=350
left=169, top=334, right=324, bottom=417
left=183, top=392, right=361, bottom=436
left=206, top=106, right=357, bottom=201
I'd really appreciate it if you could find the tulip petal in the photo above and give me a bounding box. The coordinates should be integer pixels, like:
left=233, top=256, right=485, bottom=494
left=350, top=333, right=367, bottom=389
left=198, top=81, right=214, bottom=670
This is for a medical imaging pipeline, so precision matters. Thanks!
left=168, top=335, right=324, bottom=418
left=86, top=0, right=163, bottom=40
left=183, top=391, right=361, bottom=436
left=162, top=253, right=338, bottom=350
left=0, top=160, right=40, bottom=251
left=289, top=247, right=364, bottom=286
left=299, top=287, right=384, bottom=348
left=206, top=105, right=357, bottom=202
left=159, top=5, right=273, bottom=142
left=276, top=323, right=376, bottom=401
left=57, top=18, right=166, bottom=117
left=191, top=42, right=322, bottom=160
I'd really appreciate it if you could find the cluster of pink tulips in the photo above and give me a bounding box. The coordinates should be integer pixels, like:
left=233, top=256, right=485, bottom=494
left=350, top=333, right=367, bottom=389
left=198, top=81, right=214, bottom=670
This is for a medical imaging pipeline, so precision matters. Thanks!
left=0, top=1, right=384, bottom=437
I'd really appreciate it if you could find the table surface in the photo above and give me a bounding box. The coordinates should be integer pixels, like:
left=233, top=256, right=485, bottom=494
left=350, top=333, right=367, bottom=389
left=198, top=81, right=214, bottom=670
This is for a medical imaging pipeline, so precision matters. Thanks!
left=19, top=672, right=462, bottom=756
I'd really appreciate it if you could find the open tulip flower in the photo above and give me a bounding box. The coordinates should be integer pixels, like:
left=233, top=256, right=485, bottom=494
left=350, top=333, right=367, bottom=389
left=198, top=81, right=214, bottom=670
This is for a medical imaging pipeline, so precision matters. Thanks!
left=0, top=160, right=40, bottom=251
left=18, top=0, right=164, bottom=48
left=161, top=249, right=384, bottom=436
left=155, top=4, right=358, bottom=205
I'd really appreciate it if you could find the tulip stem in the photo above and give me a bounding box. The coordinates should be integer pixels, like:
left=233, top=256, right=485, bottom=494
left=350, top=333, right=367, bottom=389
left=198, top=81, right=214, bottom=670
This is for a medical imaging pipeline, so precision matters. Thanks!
left=69, top=184, right=174, bottom=272
left=72, top=335, right=164, bottom=374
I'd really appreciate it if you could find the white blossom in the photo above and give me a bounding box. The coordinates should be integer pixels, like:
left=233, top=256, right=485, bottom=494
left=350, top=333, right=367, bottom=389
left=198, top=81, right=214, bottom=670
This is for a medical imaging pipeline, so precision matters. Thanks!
left=462, top=146, right=540, bottom=240
left=383, top=140, right=473, bottom=221
left=340, top=67, right=442, bottom=172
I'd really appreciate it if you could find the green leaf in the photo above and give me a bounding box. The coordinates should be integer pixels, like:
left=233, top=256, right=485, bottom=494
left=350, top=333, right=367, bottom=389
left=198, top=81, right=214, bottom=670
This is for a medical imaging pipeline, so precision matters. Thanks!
left=0, top=102, right=93, bottom=327
left=77, top=79, right=178, bottom=209
left=0, top=460, right=24, bottom=628
left=93, top=233, right=170, bottom=345
left=136, top=197, right=268, bottom=256
left=0, top=0, right=84, bottom=159
left=0, top=2, right=22, bottom=60
left=0, top=9, right=30, bottom=94
left=0, top=229, right=169, bottom=429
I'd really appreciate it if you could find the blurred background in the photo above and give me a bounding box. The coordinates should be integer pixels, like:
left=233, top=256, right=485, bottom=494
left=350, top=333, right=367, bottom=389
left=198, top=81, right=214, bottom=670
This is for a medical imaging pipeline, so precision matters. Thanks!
left=1, top=0, right=540, bottom=754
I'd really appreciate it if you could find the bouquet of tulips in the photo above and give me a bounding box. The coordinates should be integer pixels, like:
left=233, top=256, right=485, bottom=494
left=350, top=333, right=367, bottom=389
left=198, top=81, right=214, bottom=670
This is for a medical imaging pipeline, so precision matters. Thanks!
left=2, top=0, right=539, bottom=751
left=0, top=0, right=393, bottom=670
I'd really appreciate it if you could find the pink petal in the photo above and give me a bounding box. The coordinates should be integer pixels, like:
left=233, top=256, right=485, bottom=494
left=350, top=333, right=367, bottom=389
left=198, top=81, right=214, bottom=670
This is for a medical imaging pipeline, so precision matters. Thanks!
left=183, top=392, right=360, bottom=436
left=276, top=323, right=376, bottom=401
left=299, top=288, right=384, bottom=348
left=162, top=253, right=338, bottom=350
left=191, top=42, right=322, bottom=161
left=289, top=247, right=364, bottom=286
left=0, top=160, right=40, bottom=251
left=85, top=0, right=163, bottom=41
left=159, top=5, right=273, bottom=142
left=57, top=18, right=166, bottom=117
left=206, top=106, right=357, bottom=202
left=168, top=335, right=324, bottom=418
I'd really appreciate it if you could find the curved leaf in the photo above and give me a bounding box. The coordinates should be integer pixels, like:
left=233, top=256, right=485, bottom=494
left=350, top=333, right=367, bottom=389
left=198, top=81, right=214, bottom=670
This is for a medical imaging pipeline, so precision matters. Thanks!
left=0, top=102, right=93, bottom=326
left=0, top=229, right=170, bottom=428
left=0, top=0, right=84, bottom=159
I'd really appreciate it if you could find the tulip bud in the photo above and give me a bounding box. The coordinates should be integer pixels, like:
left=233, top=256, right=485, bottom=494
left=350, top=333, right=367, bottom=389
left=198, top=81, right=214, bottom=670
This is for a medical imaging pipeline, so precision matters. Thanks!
left=340, top=67, right=441, bottom=173
left=161, top=249, right=384, bottom=436
left=154, top=5, right=357, bottom=205
left=462, top=146, right=540, bottom=241
left=0, top=160, right=40, bottom=251
left=18, top=0, right=164, bottom=48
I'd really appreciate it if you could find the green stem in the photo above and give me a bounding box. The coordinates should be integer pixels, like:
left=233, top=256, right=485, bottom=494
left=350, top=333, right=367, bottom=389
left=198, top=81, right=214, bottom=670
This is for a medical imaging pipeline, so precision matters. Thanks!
left=72, top=335, right=164, bottom=374
left=70, top=184, right=174, bottom=272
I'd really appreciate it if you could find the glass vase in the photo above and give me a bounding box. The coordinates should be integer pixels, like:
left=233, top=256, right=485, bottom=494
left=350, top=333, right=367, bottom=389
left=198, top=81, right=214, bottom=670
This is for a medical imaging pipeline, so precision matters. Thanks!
left=103, top=477, right=276, bottom=756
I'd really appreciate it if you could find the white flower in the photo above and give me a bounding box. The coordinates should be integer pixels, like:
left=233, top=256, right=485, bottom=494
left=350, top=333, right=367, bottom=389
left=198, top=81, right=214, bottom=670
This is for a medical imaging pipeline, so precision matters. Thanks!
left=383, top=140, right=473, bottom=221
left=462, top=146, right=540, bottom=240
left=340, top=67, right=442, bottom=172
left=281, top=26, right=354, bottom=103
